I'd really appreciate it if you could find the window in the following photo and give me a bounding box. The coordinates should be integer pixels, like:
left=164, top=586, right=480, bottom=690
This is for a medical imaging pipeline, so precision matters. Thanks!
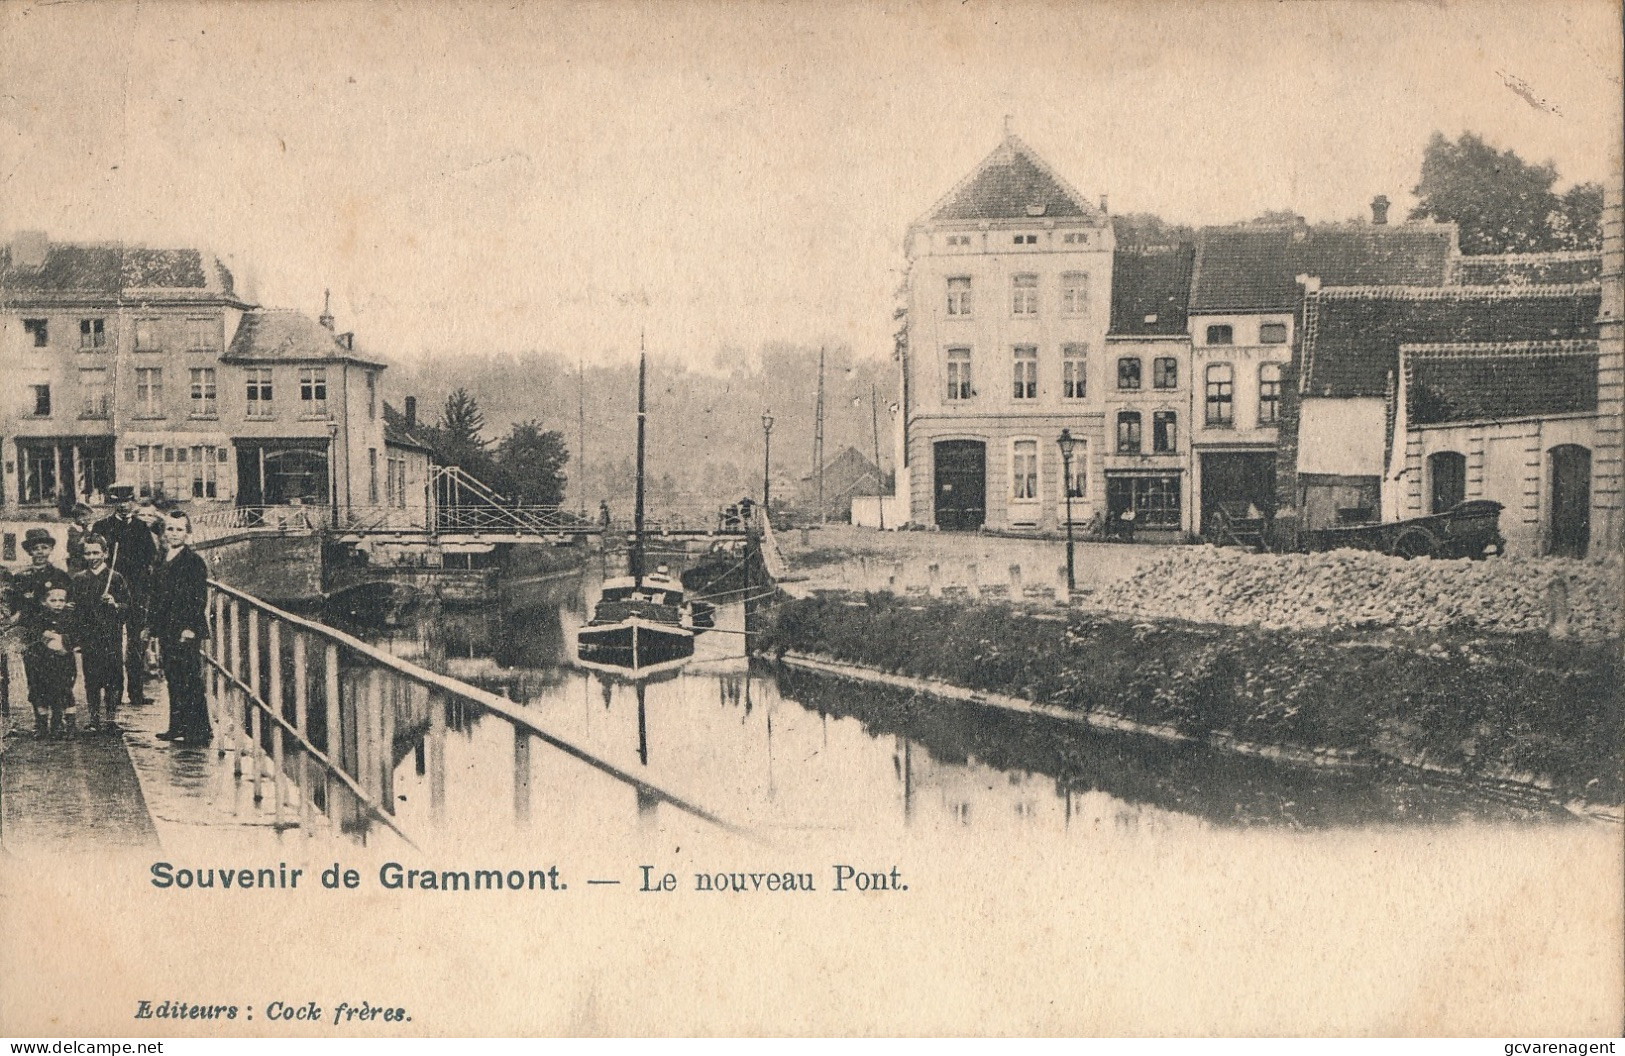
left=1258, top=363, right=1282, bottom=425
left=1012, top=346, right=1037, bottom=400
left=369, top=448, right=380, bottom=504
left=186, top=318, right=217, bottom=351
left=1012, top=234, right=1038, bottom=245
left=125, top=444, right=226, bottom=500
left=1206, top=324, right=1234, bottom=345
left=135, top=367, right=163, bottom=417
left=1062, top=232, right=1088, bottom=245
left=29, top=383, right=51, bottom=417
left=946, top=276, right=973, bottom=317
left=1011, top=273, right=1038, bottom=315
left=23, top=319, right=48, bottom=347
left=946, top=347, right=972, bottom=401
left=79, top=368, right=110, bottom=418
left=79, top=318, right=106, bottom=349
left=246, top=368, right=274, bottom=418
left=388, top=457, right=409, bottom=508
left=1117, top=411, right=1142, bottom=454
left=1260, top=322, right=1288, bottom=344
left=1153, top=357, right=1178, bottom=389
left=1012, top=440, right=1038, bottom=500
left=1117, top=357, right=1141, bottom=390
left=134, top=318, right=160, bottom=351
left=1062, top=344, right=1087, bottom=399
left=189, top=367, right=218, bottom=417
left=1153, top=411, right=1178, bottom=453
left=945, top=234, right=973, bottom=247
left=300, top=368, right=329, bottom=415
left=367, top=372, right=377, bottom=420
left=1064, top=438, right=1088, bottom=498
left=1205, top=363, right=1234, bottom=425
left=1061, top=272, right=1089, bottom=315
left=1108, top=474, right=1183, bottom=528
left=20, top=444, right=58, bottom=504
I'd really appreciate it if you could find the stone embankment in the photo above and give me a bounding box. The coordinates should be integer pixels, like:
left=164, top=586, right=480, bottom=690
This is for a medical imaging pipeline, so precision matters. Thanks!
left=1093, top=546, right=1623, bottom=640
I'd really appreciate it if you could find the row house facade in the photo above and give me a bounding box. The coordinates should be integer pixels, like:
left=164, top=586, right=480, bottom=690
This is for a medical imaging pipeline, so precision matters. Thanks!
left=1, top=232, right=389, bottom=525
left=900, top=134, right=1121, bottom=534
left=1185, top=213, right=1457, bottom=536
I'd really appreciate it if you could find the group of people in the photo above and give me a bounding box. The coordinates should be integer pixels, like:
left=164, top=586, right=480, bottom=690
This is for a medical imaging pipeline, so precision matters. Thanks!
left=2, top=485, right=212, bottom=745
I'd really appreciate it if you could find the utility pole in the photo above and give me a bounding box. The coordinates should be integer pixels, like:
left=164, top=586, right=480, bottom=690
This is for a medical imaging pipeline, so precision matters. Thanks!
left=871, top=382, right=884, bottom=531
left=577, top=354, right=586, bottom=518
left=814, top=346, right=826, bottom=525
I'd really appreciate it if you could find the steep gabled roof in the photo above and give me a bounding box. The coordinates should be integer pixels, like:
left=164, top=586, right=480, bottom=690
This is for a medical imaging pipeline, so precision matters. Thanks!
left=1191, top=223, right=1457, bottom=313
left=1, top=241, right=245, bottom=306
left=223, top=308, right=387, bottom=368
left=1299, top=285, right=1601, bottom=399
left=1109, top=244, right=1195, bottom=336
left=1404, top=341, right=1599, bottom=426
left=917, top=134, right=1101, bottom=226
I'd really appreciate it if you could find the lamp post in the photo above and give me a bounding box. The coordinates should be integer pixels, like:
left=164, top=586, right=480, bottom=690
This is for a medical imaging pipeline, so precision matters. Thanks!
left=1057, top=428, right=1077, bottom=594
left=761, top=411, right=774, bottom=512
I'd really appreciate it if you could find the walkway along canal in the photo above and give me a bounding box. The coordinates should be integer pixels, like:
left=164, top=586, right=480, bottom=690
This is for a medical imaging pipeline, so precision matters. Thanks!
left=4, top=545, right=1604, bottom=859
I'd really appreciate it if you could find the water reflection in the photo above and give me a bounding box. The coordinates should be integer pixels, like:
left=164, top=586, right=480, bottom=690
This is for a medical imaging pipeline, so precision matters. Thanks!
left=313, top=564, right=1568, bottom=847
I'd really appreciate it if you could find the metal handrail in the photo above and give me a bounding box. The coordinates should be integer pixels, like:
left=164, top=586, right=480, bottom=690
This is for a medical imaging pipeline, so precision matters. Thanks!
left=206, top=578, right=745, bottom=837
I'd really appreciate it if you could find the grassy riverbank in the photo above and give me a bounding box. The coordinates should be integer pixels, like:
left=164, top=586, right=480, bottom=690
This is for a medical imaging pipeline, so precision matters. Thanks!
left=754, top=592, right=1622, bottom=804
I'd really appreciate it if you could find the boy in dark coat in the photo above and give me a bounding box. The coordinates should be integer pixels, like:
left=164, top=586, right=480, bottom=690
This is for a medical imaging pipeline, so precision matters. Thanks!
left=70, top=534, right=131, bottom=732
left=148, top=511, right=211, bottom=745
left=24, top=584, right=78, bottom=737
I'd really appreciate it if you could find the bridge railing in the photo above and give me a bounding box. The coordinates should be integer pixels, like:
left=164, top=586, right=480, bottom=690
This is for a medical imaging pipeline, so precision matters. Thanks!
left=201, top=579, right=743, bottom=845
left=191, top=504, right=328, bottom=541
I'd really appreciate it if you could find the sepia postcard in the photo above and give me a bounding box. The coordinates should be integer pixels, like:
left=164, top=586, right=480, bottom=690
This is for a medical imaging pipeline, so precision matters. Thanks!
left=0, top=0, right=1621, bottom=1039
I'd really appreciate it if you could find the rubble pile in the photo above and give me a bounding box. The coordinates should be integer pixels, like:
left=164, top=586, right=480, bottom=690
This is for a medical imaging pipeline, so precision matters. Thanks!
left=1094, top=547, right=1623, bottom=639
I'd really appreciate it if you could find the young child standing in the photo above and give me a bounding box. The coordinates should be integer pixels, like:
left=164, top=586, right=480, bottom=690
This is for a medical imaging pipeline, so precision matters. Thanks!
left=24, top=585, right=78, bottom=737
left=70, top=534, right=130, bottom=733
left=8, top=528, right=73, bottom=736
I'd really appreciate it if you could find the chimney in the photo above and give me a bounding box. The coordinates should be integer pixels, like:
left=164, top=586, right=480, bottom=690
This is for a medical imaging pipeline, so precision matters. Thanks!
left=10, top=230, right=47, bottom=270
left=319, top=288, right=335, bottom=331
left=404, top=396, right=417, bottom=429
left=1371, top=195, right=1391, bottom=225
left=1099, top=195, right=1109, bottom=214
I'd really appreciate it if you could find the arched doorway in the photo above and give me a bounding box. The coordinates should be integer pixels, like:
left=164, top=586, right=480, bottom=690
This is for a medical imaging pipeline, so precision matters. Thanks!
left=1547, top=445, right=1591, bottom=558
left=933, top=440, right=985, bottom=530
left=1428, top=451, right=1466, bottom=513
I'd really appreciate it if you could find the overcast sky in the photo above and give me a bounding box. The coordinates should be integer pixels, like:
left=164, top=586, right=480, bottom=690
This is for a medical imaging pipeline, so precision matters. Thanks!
left=2, top=0, right=1620, bottom=370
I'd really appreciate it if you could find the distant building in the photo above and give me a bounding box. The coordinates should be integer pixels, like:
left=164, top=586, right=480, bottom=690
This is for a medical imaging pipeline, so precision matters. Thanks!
left=1, top=232, right=389, bottom=524
left=1187, top=207, right=1457, bottom=536
left=899, top=131, right=1115, bottom=531
left=797, top=445, right=884, bottom=522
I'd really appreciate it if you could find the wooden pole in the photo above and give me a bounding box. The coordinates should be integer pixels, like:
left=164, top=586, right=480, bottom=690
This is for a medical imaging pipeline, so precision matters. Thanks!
left=247, top=607, right=263, bottom=804
left=293, top=630, right=312, bottom=834
left=324, top=642, right=341, bottom=830
left=513, top=724, right=531, bottom=826
left=268, top=619, right=284, bottom=821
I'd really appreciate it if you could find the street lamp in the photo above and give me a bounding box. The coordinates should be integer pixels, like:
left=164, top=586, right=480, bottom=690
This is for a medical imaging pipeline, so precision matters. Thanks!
left=1057, top=428, right=1077, bottom=594
left=761, top=411, right=775, bottom=512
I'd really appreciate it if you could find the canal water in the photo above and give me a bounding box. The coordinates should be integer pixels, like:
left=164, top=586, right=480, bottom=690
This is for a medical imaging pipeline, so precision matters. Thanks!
left=318, top=557, right=1577, bottom=853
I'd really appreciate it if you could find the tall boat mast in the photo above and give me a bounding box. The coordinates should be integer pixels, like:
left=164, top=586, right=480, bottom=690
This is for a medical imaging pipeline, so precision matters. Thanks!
left=632, top=335, right=647, bottom=588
